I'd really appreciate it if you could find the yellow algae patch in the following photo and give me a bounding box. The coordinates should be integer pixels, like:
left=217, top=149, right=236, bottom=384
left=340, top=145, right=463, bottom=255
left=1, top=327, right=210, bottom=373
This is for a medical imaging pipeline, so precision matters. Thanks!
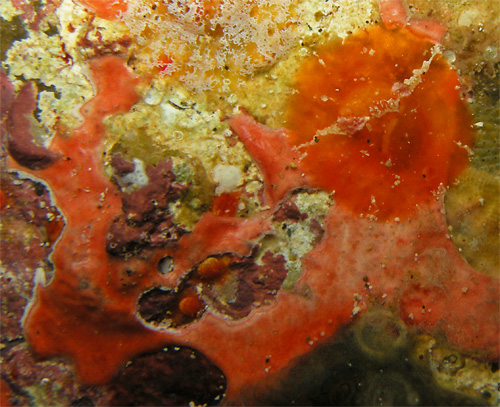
left=445, top=168, right=500, bottom=278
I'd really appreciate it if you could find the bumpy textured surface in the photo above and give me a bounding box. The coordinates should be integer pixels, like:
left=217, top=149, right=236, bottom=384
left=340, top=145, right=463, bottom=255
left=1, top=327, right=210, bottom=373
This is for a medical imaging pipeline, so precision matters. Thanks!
left=1, top=0, right=499, bottom=406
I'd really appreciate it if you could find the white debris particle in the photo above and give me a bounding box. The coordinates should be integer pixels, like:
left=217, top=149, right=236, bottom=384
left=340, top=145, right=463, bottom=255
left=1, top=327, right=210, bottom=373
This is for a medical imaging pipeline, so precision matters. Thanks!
left=212, top=164, right=243, bottom=194
left=443, top=50, right=456, bottom=63
left=144, top=88, right=163, bottom=105
left=458, top=9, right=481, bottom=27
left=120, top=158, right=149, bottom=191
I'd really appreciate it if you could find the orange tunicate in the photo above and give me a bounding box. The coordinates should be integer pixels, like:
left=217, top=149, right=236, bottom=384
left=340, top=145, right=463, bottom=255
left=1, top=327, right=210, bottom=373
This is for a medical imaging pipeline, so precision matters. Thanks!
left=77, top=0, right=128, bottom=20
left=178, top=295, right=204, bottom=317
left=197, top=256, right=231, bottom=280
left=286, top=25, right=474, bottom=221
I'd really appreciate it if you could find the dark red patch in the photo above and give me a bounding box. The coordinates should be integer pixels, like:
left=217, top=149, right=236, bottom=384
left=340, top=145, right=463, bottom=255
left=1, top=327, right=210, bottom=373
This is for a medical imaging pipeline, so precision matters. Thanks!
left=5, top=82, right=60, bottom=170
left=202, top=251, right=288, bottom=319
left=107, top=347, right=226, bottom=406
left=106, top=158, right=187, bottom=257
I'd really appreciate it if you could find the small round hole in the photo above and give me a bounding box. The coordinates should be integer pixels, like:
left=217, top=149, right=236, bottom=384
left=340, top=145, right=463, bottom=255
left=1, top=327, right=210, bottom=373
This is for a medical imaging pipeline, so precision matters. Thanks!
left=158, top=256, right=174, bottom=275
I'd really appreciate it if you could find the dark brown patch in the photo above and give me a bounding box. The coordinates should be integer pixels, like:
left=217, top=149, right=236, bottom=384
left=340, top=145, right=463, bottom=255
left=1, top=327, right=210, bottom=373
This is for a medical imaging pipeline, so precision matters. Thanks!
left=5, top=82, right=59, bottom=169
left=137, top=287, right=177, bottom=324
left=0, top=173, right=62, bottom=340
left=309, top=218, right=325, bottom=244
left=1, top=70, right=15, bottom=118
left=273, top=198, right=308, bottom=223
left=106, top=158, right=187, bottom=257
left=77, top=20, right=132, bottom=59
left=202, top=251, right=288, bottom=319
left=110, top=153, right=135, bottom=176
left=107, top=347, right=226, bottom=406
left=1, top=342, right=110, bottom=406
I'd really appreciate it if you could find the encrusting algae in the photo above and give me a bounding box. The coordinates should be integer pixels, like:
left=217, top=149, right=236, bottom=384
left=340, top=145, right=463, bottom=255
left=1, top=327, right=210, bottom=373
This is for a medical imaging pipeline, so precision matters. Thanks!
left=1, top=0, right=499, bottom=405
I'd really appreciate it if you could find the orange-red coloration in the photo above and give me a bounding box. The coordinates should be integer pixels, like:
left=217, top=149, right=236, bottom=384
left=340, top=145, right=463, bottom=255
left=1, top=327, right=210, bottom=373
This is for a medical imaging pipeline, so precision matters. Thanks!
left=10, top=4, right=498, bottom=405
left=197, top=256, right=231, bottom=280
left=378, top=0, right=447, bottom=43
left=211, top=192, right=241, bottom=217
left=44, top=216, right=65, bottom=245
left=76, top=0, right=127, bottom=20
left=14, top=56, right=168, bottom=385
left=0, top=379, right=12, bottom=407
left=156, top=54, right=174, bottom=73
left=0, top=189, right=7, bottom=212
left=179, top=295, right=204, bottom=317
left=286, top=25, right=473, bottom=220
left=378, top=0, right=408, bottom=27
left=407, top=19, right=448, bottom=44
left=228, top=110, right=310, bottom=207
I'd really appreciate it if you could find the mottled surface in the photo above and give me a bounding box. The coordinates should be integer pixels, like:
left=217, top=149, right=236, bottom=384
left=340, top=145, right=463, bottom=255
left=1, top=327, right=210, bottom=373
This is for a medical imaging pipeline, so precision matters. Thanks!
left=107, top=347, right=226, bottom=406
left=106, top=156, right=187, bottom=257
left=0, top=0, right=498, bottom=406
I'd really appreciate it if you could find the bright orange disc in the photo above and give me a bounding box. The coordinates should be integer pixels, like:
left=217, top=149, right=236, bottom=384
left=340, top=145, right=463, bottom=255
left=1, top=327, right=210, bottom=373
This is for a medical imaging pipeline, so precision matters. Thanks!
left=286, top=25, right=474, bottom=220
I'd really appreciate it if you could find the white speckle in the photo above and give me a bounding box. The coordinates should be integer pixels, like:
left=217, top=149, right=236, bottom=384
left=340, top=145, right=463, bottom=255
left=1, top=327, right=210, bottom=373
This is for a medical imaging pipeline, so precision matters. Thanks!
left=462, top=287, right=468, bottom=293
left=212, top=164, right=243, bottom=194
left=484, top=46, right=498, bottom=62
left=34, top=267, right=47, bottom=287
left=144, top=88, right=162, bottom=105
left=298, top=47, right=309, bottom=56
left=443, top=50, right=456, bottom=63
left=474, top=121, right=484, bottom=128
left=121, top=158, right=149, bottom=190
left=458, top=9, right=480, bottom=27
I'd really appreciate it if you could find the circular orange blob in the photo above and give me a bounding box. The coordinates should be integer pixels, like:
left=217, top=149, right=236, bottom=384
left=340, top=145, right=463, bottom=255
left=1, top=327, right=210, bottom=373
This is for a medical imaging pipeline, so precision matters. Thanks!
left=286, top=25, right=474, bottom=220
left=197, top=256, right=231, bottom=280
left=179, top=295, right=204, bottom=317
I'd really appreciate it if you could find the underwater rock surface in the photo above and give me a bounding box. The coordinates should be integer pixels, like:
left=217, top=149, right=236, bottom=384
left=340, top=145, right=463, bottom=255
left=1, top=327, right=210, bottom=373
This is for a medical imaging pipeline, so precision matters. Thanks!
left=1, top=0, right=499, bottom=406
